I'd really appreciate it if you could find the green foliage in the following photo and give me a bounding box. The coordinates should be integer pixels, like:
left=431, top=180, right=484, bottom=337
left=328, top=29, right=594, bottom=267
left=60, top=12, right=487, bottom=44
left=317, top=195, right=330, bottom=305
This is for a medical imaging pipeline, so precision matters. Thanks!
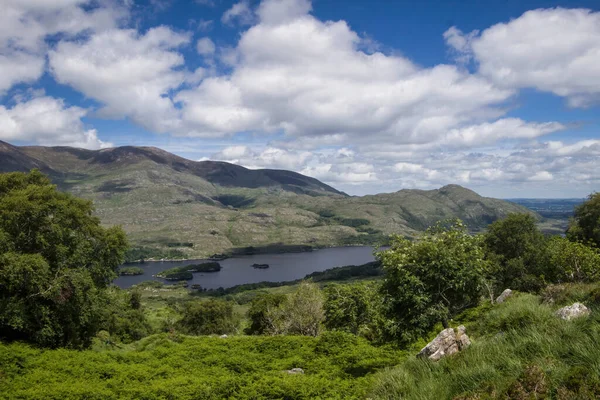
left=0, top=170, right=128, bottom=348
left=246, top=293, right=288, bottom=335
left=118, top=266, right=144, bottom=276
left=324, top=282, right=385, bottom=341
left=98, top=288, right=151, bottom=343
left=0, top=333, right=403, bottom=399
left=178, top=299, right=239, bottom=335
left=483, top=213, right=550, bottom=292
left=567, top=192, right=600, bottom=247
left=369, top=291, right=600, bottom=399
left=245, top=282, right=325, bottom=336
left=379, top=219, right=488, bottom=343
left=278, top=281, right=325, bottom=336
left=547, top=236, right=600, bottom=283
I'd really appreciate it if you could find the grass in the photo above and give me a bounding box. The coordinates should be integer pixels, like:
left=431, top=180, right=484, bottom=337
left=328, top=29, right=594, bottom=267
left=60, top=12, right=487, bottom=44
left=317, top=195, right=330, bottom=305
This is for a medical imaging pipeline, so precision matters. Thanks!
left=0, top=333, right=404, bottom=400
left=370, top=289, right=600, bottom=399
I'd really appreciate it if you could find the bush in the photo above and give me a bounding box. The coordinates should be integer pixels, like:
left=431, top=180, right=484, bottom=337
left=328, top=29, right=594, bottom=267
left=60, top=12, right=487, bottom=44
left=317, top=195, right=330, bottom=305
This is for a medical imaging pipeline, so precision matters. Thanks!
left=246, top=293, right=288, bottom=335
left=178, top=299, right=239, bottom=335
left=324, top=282, right=385, bottom=341
left=246, top=282, right=325, bottom=337
left=547, top=236, right=600, bottom=283
left=379, top=220, right=488, bottom=343
left=98, top=288, right=152, bottom=343
left=483, top=213, right=550, bottom=292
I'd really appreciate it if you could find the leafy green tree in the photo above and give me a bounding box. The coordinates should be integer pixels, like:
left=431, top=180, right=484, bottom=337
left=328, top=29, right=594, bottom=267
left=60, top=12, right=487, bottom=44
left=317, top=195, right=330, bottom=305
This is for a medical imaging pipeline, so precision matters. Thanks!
left=567, top=193, right=600, bottom=248
left=483, top=213, right=550, bottom=292
left=245, top=292, right=288, bottom=335
left=0, top=170, right=128, bottom=348
left=323, top=282, right=384, bottom=341
left=178, top=299, right=239, bottom=335
left=379, top=220, right=487, bottom=343
left=547, top=236, right=600, bottom=283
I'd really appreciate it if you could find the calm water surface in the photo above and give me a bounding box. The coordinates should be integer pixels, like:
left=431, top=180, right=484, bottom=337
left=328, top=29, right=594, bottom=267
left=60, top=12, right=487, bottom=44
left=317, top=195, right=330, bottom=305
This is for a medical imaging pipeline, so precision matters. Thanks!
left=114, top=246, right=378, bottom=289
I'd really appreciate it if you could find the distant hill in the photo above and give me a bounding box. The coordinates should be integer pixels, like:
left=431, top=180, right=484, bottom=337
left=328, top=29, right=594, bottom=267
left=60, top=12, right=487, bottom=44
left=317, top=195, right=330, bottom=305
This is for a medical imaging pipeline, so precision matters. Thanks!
left=0, top=140, right=535, bottom=258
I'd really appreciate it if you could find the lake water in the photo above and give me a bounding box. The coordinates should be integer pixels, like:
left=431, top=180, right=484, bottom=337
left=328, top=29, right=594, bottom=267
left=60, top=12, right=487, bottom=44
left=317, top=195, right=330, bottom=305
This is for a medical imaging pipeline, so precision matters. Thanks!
left=113, top=246, right=378, bottom=289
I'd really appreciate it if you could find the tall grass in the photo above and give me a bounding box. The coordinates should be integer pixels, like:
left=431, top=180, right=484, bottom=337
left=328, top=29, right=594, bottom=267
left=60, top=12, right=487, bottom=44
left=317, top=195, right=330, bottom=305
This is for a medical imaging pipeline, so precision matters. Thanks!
left=370, top=291, right=600, bottom=399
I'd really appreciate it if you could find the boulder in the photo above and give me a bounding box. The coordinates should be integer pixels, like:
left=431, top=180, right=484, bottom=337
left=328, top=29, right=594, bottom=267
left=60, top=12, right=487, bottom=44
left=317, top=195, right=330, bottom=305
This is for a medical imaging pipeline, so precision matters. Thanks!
left=418, top=325, right=471, bottom=362
left=219, top=334, right=228, bottom=339
left=496, top=289, right=513, bottom=304
left=555, top=303, right=590, bottom=320
left=286, top=368, right=304, bottom=374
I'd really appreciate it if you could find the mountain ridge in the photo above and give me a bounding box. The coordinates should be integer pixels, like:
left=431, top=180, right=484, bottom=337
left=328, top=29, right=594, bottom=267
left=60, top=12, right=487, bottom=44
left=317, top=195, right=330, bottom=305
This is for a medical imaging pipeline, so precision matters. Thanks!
left=0, top=140, right=535, bottom=257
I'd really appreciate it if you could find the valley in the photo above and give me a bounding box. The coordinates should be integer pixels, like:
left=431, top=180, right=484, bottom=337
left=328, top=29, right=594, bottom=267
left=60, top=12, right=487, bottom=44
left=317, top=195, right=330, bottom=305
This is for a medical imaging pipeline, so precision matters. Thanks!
left=0, top=140, right=536, bottom=259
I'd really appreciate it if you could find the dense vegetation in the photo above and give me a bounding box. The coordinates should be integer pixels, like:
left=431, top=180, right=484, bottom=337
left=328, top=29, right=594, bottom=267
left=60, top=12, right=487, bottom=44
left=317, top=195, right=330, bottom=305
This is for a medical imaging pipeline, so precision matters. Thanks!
left=1, top=170, right=599, bottom=399
left=0, top=171, right=128, bottom=348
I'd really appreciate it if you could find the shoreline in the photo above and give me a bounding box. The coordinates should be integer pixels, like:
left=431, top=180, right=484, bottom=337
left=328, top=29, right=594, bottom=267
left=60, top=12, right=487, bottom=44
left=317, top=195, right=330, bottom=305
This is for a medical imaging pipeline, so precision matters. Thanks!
left=124, top=243, right=380, bottom=264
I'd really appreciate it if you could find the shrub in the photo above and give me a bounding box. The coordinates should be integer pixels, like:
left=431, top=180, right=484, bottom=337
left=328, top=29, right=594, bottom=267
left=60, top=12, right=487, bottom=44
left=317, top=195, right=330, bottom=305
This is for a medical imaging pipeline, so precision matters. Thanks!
left=246, top=293, right=288, bottom=335
left=483, top=213, right=550, bottom=292
left=178, top=299, right=239, bottom=335
left=547, top=236, right=600, bottom=283
left=379, top=220, right=488, bottom=343
left=324, top=282, right=385, bottom=341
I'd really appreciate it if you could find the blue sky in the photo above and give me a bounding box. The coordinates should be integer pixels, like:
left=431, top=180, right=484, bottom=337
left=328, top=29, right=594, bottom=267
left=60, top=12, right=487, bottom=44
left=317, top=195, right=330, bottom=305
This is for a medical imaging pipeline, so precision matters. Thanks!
left=1, top=0, right=599, bottom=198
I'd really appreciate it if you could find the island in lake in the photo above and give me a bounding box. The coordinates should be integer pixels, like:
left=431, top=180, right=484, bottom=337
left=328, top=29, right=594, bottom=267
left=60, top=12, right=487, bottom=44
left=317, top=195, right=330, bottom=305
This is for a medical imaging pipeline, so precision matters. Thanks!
left=251, top=263, right=270, bottom=269
left=118, top=266, right=144, bottom=276
left=156, top=262, right=222, bottom=281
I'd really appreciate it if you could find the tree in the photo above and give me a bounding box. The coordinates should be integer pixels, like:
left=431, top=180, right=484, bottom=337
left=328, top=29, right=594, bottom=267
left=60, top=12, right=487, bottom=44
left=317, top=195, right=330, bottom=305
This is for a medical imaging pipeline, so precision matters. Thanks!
left=483, top=213, right=550, bottom=292
left=379, top=220, right=487, bottom=343
left=323, top=282, right=384, bottom=341
left=567, top=193, right=600, bottom=248
left=178, top=299, right=239, bottom=335
left=0, top=170, right=128, bottom=348
left=547, top=236, right=600, bottom=283
left=245, top=292, right=288, bottom=335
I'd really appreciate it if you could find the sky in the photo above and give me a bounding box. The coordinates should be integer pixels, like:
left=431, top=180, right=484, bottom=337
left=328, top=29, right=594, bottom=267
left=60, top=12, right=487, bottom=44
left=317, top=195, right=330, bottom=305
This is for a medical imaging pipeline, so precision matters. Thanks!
left=0, top=0, right=599, bottom=198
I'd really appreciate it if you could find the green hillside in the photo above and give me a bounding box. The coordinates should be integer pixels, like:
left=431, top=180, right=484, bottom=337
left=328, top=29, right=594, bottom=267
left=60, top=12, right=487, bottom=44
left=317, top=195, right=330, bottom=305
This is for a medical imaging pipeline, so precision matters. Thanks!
left=0, top=141, right=534, bottom=258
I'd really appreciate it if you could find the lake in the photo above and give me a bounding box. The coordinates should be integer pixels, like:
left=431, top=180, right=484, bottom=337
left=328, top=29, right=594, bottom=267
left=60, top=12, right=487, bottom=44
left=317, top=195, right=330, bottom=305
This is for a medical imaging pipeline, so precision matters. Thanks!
left=113, top=246, right=379, bottom=289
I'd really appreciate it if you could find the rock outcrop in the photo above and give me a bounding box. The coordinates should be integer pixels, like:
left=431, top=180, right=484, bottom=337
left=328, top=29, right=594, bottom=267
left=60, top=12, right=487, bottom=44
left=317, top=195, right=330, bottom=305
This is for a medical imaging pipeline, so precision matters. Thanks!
left=496, top=289, right=513, bottom=304
left=286, top=368, right=304, bottom=374
left=555, top=303, right=590, bottom=320
left=418, top=325, right=471, bottom=361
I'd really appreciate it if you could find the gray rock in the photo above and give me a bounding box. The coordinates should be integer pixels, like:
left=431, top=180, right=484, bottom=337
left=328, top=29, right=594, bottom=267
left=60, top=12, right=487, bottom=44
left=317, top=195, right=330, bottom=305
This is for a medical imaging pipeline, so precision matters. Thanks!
left=417, top=325, right=471, bottom=361
left=555, top=303, right=590, bottom=320
left=287, top=368, right=304, bottom=374
left=219, top=334, right=228, bottom=339
left=496, top=289, right=513, bottom=304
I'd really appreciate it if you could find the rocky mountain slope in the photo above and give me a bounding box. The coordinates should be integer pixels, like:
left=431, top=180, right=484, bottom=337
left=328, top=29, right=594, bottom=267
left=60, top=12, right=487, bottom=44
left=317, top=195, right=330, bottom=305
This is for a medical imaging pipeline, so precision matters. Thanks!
left=0, top=140, right=534, bottom=257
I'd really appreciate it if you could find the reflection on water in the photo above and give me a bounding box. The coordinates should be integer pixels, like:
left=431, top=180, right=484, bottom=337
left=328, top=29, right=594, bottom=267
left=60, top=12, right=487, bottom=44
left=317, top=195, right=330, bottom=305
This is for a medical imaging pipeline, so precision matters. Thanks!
left=113, top=246, right=378, bottom=289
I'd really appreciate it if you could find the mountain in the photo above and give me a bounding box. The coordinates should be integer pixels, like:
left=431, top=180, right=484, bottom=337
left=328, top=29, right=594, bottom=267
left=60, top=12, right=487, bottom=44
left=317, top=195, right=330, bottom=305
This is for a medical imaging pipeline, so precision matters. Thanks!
left=0, top=141, right=534, bottom=258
